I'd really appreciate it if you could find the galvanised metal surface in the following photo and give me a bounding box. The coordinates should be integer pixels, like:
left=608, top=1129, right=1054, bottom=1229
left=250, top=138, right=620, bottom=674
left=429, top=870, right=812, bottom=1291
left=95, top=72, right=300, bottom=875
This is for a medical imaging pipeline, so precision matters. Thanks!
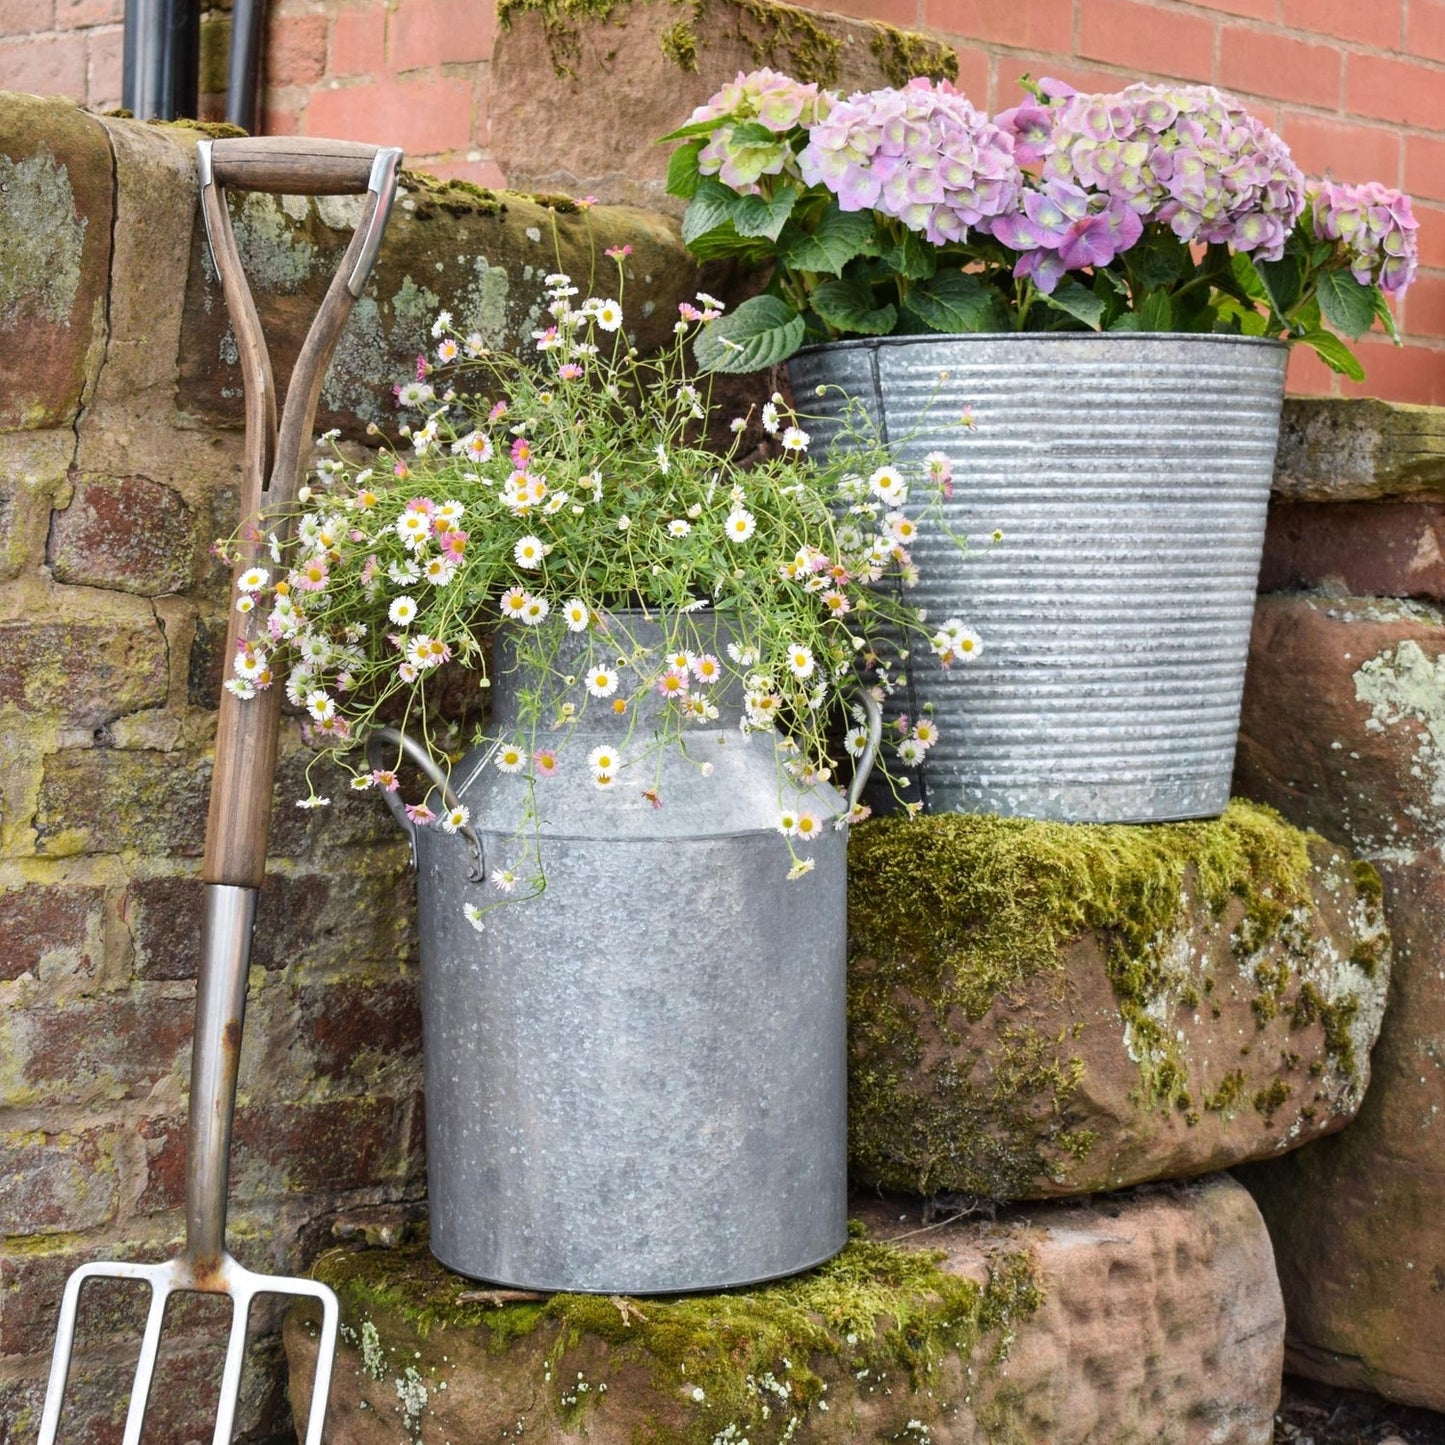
left=790, top=332, right=1288, bottom=822
left=403, top=614, right=850, bottom=1293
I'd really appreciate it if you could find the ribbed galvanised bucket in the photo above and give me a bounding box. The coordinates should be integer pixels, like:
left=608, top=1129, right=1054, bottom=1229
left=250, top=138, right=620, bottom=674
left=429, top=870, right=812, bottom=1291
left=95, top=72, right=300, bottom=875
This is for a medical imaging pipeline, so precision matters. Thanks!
left=789, top=332, right=1287, bottom=822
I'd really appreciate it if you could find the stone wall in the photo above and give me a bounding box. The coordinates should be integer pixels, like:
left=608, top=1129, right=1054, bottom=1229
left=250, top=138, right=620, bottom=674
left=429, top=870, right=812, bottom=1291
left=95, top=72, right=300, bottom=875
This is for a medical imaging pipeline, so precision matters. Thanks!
left=0, top=90, right=699, bottom=1439
left=4, top=0, right=1444, bottom=404
left=1233, top=401, right=1445, bottom=1412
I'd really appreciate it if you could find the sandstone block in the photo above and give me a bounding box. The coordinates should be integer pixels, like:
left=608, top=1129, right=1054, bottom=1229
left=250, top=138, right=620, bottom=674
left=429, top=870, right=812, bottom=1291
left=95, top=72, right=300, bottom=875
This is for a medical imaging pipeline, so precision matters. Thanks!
left=846, top=801, right=1388, bottom=1201
left=0, top=1125, right=119, bottom=1234
left=0, top=992, right=193, bottom=1108
left=1238, top=848, right=1445, bottom=1412
left=0, top=612, right=168, bottom=730
left=0, top=882, right=103, bottom=982
left=33, top=747, right=211, bottom=857
left=1259, top=501, right=1445, bottom=602
left=285, top=1176, right=1282, bottom=1445
left=47, top=474, right=199, bottom=594
left=0, top=94, right=113, bottom=432
left=175, top=173, right=702, bottom=442
left=490, top=0, right=956, bottom=212
left=1234, top=594, right=1445, bottom=854
left=125, top=861, right=414, bottom=980
left=1272, top=399, right=1445, bottom=503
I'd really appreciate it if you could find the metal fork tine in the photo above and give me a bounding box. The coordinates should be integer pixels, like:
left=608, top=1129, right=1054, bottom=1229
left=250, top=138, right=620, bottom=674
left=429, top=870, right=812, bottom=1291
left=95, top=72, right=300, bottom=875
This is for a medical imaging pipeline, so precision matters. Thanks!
left=36, top=1264, right=90, bottom=1444
left=211, top=1282, right=254, bottom=1445
left=120, top=1277, right=171, bottom=1445
left=297, top=1283, right=339, bottom=1445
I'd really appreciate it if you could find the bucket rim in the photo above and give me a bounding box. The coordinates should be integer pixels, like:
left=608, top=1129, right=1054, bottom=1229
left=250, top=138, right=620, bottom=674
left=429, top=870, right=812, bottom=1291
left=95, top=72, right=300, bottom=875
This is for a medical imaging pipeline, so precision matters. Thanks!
left=791, top=330, right=1290, bottom=361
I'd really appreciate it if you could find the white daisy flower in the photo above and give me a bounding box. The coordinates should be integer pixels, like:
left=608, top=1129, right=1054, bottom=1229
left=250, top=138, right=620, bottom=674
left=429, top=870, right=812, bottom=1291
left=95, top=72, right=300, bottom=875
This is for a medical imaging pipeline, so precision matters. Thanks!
left=794, top=812, right=823, bottom=841
left=843, top=725, right=870, bottom=758
left=588, top=745, right=621, bottom=776
left=594, top=299, right=623, bottom=331
left=913, top=719, right=940, bottom=748
left=897, top=737, right=926, bottom=766
left=585, top=666, right=619, bottom=698
left=786, top=644, right=815, bottom=679
left=520, top=595, right=550, bottom=625
left=463, top=902, right=486, bottom=932
left=777, top=810, right=800, bottom=836
left=235, top=595, right=255, bottom=614
left=513, top=535, right=548, bottom=568
left=668, top=519, right=691, bottom=537
left=387, top=559, right=421, bottom=585
left=725, top=508, right=756, bottom=543
left=440, top=804, right=471, bottom=834
left=305, top=689, right=335, bottom=722
left=388, top=595, right=418, bottom=625
left=760, top=402, right=781, bottom=435
left=237, top=567, right=269, bottom=593
left=780, top=425, right=809, bottom=452
left=562, top=598, right=590, bottom=632
left=494, top=743, right=527, bottom=773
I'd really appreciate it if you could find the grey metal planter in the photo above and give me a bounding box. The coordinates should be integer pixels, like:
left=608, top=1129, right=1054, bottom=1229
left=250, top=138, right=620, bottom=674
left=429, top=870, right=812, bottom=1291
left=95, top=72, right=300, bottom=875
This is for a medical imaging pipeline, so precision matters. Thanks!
left=372, top=614, right=857, bottom=1294
left=789, top=332, right=1288, bottom=823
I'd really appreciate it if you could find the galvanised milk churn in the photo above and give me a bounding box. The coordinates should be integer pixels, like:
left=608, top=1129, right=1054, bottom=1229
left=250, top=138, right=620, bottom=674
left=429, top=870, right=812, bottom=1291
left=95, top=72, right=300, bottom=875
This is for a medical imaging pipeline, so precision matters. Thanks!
left=373, top=613, right=877, bottom=1293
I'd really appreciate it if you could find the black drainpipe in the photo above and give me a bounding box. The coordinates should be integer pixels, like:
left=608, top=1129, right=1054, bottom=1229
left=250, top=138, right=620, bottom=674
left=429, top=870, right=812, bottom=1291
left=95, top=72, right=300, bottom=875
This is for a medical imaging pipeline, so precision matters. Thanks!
left=226, top=0, right=266, bottom=133
left=122, top=0, right=199, bottom=120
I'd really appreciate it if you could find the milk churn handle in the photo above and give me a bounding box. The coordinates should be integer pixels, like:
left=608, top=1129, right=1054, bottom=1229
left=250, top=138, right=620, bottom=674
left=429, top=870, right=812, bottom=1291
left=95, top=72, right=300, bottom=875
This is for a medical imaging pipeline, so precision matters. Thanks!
left=365, top=726, right=485, bottom=882
left=847, top=689, right=884, bottom=814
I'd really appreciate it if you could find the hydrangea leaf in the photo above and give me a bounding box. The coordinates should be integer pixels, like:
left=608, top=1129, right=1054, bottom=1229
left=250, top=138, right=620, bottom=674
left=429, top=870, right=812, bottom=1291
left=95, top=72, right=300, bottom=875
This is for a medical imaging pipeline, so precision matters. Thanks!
left=1135, top=290, right=1176, bottom=331
left=682, top=178, right=744, bottom=247
left=1129, top=233, right=1186, bottom=291
left=666, top=141, right=705, bottom=200
left=1040, top=280, right=1105, bottom=330
left=657, top=116, right=731, bottom=143
left=682, top=220, right=777, bottom=266
left=778, top=208, right=876, bottom=278
left=730, top=185, right=799, bottom=242
left=905, top=272, right=1001, bottom=333
left=1317, top=269, right=1378, bottom=340
left=1372, top=288, right=1402, bottom=343
left=811, top=278, right=899, bottom=336
left=1254, top=253, right=1304, bottom=317
left=694, top=295, right=807, bottom=373
left=877, top=228, right=937, bottom=281
left=1298, top=328, right=1365, bottom=380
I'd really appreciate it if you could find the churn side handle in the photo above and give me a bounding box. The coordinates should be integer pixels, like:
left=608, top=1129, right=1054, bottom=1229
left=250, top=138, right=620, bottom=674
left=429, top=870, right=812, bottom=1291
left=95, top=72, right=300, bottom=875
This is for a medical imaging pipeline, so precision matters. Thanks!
left=847, top=689, right=884, bottom=814
left=366, top=726, right=486, bottom=881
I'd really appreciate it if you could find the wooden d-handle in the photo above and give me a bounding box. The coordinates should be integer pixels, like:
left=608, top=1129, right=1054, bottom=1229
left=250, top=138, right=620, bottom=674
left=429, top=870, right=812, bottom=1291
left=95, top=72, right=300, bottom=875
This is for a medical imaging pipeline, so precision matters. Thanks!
left=199, top=136, right=398, bottom=196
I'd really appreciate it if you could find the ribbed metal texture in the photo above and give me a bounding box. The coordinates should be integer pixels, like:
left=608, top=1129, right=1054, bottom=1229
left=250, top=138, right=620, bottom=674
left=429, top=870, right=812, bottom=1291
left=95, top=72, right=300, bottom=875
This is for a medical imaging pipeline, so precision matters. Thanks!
left=413, top=615, right=848, bottom=1293
left=789, top=333, right=1287, bottom=822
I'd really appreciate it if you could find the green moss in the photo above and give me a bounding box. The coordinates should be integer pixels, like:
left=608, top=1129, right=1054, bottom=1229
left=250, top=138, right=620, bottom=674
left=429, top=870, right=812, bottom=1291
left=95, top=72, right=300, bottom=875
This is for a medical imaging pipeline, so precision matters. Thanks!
left=399, top=169, right=505, bottom=217
left=1351, top=858, right=1385, bottom=907
left=660, top=17, right=700, bottom=68
left=847, top=800, right=1322, bottom=1197
left=1253, top=1078, right=1292, bottom=1118
left=1291, top=982, right=1359, bottom=1080
left=868, top=25, right=958, bottom=87
left=151, top=116, right=248, bottom=139
left=1203, top=1069, right=1247, bottom=1115
left=313, top=1223, right=1043, bottom=1442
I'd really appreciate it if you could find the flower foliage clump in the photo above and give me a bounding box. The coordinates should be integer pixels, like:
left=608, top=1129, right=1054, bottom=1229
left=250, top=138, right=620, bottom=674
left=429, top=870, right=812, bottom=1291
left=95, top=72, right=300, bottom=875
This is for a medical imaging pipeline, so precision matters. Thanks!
left=220, top=270, right=966, bottom=900
left=663, top=71, right=1418, bottom=380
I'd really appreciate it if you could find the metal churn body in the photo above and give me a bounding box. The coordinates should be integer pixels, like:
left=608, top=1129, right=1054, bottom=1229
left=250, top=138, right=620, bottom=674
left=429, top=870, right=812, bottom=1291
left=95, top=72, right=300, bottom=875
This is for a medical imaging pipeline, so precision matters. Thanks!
left=376, top=614, right=861, bottom=1294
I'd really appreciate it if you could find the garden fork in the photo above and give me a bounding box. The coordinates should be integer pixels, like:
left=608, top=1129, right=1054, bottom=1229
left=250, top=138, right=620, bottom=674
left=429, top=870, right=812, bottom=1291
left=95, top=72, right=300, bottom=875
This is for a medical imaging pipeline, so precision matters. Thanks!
left=37, top=134, right=403, bottom=1445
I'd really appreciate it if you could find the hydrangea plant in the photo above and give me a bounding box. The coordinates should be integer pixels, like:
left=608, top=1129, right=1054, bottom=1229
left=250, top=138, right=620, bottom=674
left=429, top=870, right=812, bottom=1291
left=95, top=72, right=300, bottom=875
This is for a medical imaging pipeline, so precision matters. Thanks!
left=218, top=267, right=967, bottom=911
left=662, top=71, right=1418, bottom=378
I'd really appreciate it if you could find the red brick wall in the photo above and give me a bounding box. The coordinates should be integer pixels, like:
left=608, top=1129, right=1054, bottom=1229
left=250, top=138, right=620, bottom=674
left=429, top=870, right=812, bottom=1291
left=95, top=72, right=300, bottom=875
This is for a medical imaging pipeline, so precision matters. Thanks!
left=6, top=2, right=1443, bottom=393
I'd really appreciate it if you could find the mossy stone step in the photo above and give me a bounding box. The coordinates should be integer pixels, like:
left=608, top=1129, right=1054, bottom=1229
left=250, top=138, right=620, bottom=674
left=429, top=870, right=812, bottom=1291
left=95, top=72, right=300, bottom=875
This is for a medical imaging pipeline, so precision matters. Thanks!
left=846, top=800, right=1390, bottom=1201
left=285, top=1177, right=1282, bottom=1444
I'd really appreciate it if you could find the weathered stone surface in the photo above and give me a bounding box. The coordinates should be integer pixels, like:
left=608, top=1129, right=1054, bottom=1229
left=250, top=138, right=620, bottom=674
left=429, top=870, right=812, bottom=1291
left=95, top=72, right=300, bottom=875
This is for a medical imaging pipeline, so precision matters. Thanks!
left=1273, top=399, right=1445, bottom=502
left=47, top=474, right=200, bottom=594
left=285, top=1176, right=1282, bottom=1445
left=0, top=882, right=103, bottom=982
left=0, top=611, right=169, bottom=728
left=1260, top=501, right=1445, bottom=601
left=33, top=747, right=211, bottom=857
left=846, top=801, right=1389, bottom=1202
left=490, top=0, right=958, bottom=212
left=0, top=1125, right=119, bottom=1234
left=176, top=174, right=702, bottom=442
left=0, top=93, right=113, bottom=431
left=1237, top=848, right=1445, bottom=1413
left=1234, top=594, right=1445, bottom=855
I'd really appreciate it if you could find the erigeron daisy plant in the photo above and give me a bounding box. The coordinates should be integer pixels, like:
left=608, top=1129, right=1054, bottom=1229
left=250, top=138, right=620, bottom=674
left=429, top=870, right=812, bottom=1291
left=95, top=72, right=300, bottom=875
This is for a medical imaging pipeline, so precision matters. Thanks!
left=663, top=71, right=1418, bottom=378
left=220, top=267, right=968, bottom=912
